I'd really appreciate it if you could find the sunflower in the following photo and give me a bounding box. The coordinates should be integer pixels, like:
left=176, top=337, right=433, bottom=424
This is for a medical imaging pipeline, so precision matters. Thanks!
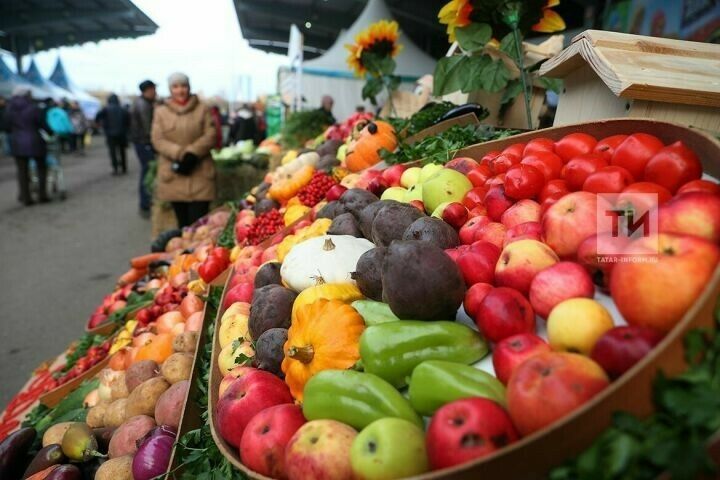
left=532, top=0, right=566, bottom=32
left=346, top=19, right=403, bottom=77
left=438, top=0, right=473, bottom=42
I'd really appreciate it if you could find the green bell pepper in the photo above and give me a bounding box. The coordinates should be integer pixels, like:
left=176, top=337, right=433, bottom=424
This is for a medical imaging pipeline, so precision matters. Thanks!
left=302, top=370, right=423, bottom=429
left=351, top=300, right=400, bottom=325
left=408, top=360, right=506, bottom=416
left=360, top=321, right=488, bottom=388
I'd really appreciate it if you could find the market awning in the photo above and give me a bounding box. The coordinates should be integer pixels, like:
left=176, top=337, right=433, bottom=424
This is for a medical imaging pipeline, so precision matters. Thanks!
left=0, top=0, right=158, bottom=62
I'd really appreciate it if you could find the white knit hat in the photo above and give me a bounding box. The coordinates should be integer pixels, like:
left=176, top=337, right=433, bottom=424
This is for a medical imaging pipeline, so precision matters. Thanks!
left=168, top=72, right=190, bottom=88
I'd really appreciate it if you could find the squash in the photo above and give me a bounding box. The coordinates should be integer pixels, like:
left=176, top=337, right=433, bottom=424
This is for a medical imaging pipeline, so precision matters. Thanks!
left=277, top=218, right=332, bottom=262
left=284, top=204, right=311, bottom=226
left=282, top=299, right=365, bottom=401
left=280, top=235, right=375, bottom=291
left=292, top=283, right=364, bottom=320
left=281, top=150, right=298, bottom=165
left=345, top=121, right=397, bottom=172
left=134, top=333, right=174, bottom=364
left=274, top=151, right=320, bottom=179
left=268, top=164, right=315, bottom=202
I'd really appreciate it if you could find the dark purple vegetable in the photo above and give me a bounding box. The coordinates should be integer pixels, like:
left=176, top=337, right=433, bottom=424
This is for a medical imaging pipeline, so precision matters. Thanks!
left=0, top=427, right=36, bottom=479
left=45, top=464, right=82, bottom=480
left=92, top=427, right=115, bottom=455
left=22, top=444, right=66, bottom=479
left=132, top=426, right=176, bottom=480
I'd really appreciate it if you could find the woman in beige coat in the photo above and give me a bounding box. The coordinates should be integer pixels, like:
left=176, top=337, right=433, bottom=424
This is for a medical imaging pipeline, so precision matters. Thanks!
left=151, top=72, right=217, bottom=227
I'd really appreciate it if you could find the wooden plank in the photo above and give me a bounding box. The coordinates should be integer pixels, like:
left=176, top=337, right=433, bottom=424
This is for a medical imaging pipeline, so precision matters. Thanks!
left=629, top=100, right=720, bottom=134
left=553, top=65, right=629, bottom=126
left=579, top=30, right=720, bottom=57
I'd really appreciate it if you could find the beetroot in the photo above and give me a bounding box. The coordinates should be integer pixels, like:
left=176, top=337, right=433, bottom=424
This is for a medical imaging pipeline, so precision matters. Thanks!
left=403, top=217, right=459, bottom=249
left=352, top=247, right=387, bottom=301
left=328, top=213, right=363, bottom=238
left=371, top=202, right=424, bottom=247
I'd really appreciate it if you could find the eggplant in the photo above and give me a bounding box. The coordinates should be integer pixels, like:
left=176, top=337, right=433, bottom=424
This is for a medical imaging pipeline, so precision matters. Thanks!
left=22, top=444, right=66, bottom=479
left=0, top=427, right=36, bottom=479
left=45, top=464, right=82, bottom=480
left=438, top=103, right=489, bottom=123
left=91, top=428, right=114, bottom=455
left=79, top=458, right=104, bottom=480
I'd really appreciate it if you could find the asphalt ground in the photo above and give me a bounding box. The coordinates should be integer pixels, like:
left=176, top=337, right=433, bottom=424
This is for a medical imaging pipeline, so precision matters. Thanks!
left=0, top=139, right=151, bottom=408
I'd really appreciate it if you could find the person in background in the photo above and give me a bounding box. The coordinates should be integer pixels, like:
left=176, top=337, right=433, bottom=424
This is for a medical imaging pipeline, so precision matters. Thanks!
left=209, top=105, right=223, bottom=149
left=318, top=94, right=336, bottom=125
left=45, top=98, right=74, bottom=150
left=95, top=94, right=130, bottom=175
left=59, top=99, right=74, bottom=152
left=3, top=86, right=49, bottom=205
left=0, top=96, right=7, bottom=155
left=151, top=72, right=217, bottom=228
left=254, top=100, right=267, bottom=144
left=68, top=101, right=87, bottom=155
left=130, top=80, right=157, bottom=218
left=227, top=103, right=256, bottom=146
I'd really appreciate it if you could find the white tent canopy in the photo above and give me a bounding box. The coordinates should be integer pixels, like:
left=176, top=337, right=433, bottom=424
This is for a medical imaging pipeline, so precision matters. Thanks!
left=0, top=56, right=52, bottom=100
left=23, top=58, right=76, bottom=102
left=296, top=0, right=436, bottom=120
left=49, top=58, right=102, bottom=119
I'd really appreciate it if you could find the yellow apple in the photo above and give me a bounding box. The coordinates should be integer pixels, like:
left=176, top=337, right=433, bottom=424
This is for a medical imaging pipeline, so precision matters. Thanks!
left=381, top=186, right=408, bottom=202
left=218, top=340, right=255, bottom=374
left=547, top=298, right=614, bottom=355
left=419, top=163, right=444, bottom=182
left=219, top=312, right=250, bottom=348
left=495, top=239, right=559, bottom=295
left=400, top=167, right=422, bottom=188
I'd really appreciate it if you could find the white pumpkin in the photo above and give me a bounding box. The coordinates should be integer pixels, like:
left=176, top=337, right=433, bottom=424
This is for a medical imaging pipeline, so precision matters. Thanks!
left=280, top=235, right=375, bottom=292
left=273, top=151, right=320, bottom=181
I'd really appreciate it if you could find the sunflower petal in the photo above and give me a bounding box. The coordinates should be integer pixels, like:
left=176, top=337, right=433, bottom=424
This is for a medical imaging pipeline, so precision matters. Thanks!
left=532, top=9, right=566, bottom=33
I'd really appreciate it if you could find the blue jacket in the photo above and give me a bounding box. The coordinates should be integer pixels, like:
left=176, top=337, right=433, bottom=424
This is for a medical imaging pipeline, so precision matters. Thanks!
left=46, top=106, right=74, bottom=136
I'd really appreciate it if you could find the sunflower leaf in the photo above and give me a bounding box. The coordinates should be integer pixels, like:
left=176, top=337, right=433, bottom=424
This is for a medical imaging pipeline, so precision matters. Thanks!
left=433, top=55, right=468, bottom=96
left=455, top=23, right=492, bottom=53
left=480, top=58, right=511, bottom=93
left=460, top=55, right=492, bottom=93
left=499, top=33, right=517, bottom=57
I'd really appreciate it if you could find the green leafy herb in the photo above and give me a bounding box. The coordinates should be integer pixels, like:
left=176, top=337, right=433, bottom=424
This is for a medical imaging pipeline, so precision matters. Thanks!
left=387, top=102, right=457, bottom=138
left=109, top=290, right=155, bottom=325
left=217, top=206, right=237, bottom=249
left=281, top=109, right=332, bottom=149
left=550, top=295, right=720, bottom=480
left=59, top=333, right=106, bottom=374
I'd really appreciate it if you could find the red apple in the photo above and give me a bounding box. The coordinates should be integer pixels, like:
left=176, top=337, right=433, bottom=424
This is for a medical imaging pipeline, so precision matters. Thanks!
left=576, top=233, right=630, bottom=290
left=492, top=333, right=550, bottom=385
left=366, top=176, right=389, bottom=196
left=445, top=157, right=480, bottom=175
left=590, top=326, right=664, bottom=379
left=235, top=215, right=255, bottom=242
left=454, top=241, right=501, bottom=286
left=475, top=287, right=535, bottom=343
left=216, top=368, right=294, bottom=447
left=409, top=200, right=425, bottom=212
left=468, top=205, right=488, bottom=218
left=503, top=221, right=542, bottom=247
left=462, top=186, right=489, bottom=209
left=442, top=202, right=469, bottom=229
left=528, top=261, right=595, bottom=318
left=284, top=420, right=356, bottom=480
left=459, top=216, right=490, bottom=245
left=500, top=199, right=541, bottom=229
left=610, top=233, right=720, bottom=332
left=484, top=185, right=514, bottom=221
left=475, top=222, right=507, bottom=249
left=426, top=398, right=519, bottom=470
left=542, top=191, right=608, bottom=258
left=495, top=239, right=559, bottom=295
left=507, top=352, right=609, bottom=436
left=325, top=184, right=348, bottom=202
left=463, top=282, right=493, bottom=318
left=240, top=404, right=307, bottom=479
left=381, top=164, right=407, bottom=187
left=222, top=283, right=254, bottom=311
left=657, top=191, right=720, bottom=243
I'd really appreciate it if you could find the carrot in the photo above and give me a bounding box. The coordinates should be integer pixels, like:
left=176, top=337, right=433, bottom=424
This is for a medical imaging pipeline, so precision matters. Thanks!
left=117, top=267, right=146, bottom=286
left=26, top=465, right=60, bottom=480
left=130, top=252, right=169, bottom=269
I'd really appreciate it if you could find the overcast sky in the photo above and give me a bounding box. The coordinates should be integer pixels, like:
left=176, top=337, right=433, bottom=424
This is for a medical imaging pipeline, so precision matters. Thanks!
left=1, top=0, right=288, bottom=100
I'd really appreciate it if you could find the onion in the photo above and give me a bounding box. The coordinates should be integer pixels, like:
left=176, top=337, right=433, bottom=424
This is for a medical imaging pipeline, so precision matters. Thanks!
left=132, top=425, right=177, bottom=480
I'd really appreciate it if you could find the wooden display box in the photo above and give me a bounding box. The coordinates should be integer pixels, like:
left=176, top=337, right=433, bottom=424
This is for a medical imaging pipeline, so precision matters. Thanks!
left=539, top=30, right=720, bottom=133
left=403, top=112, right=482, bottom=146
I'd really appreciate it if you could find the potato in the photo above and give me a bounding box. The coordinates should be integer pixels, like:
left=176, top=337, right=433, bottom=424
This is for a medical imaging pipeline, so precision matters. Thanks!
left=42, top=422, right=77, bottom=447
left=125, top=360, right=160, bottom=393
left=125, top=376, right=169, bottom=418
left=95, top=455, right=133, bottom=480
left=173, top=331, right=198, bottom=353
left=154, top=380, right=190, bottom=429
left=110, top=371, right=129, bottom=400
left=86, top=403, right=109, bottom=428
left=161, top=353, right=193, bottom=384
left=104, top=398, right=129, bottom=428
left=108, top=415, right=156, bottom=458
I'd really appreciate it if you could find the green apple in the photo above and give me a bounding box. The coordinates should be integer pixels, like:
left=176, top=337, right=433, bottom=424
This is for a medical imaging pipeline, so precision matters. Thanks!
left=431, top=201, right=451, bottom=218
left=422, top=168, right=473, bottom=213
left=337, top=143, right=348, bottom=161
left=350, top=418, right=429, bottom=480
left=403, top=184, right=423, bottom=203
left=400, top=167, right=422, bottom=188
left=419, top=163, right=444, bottom=182
left=381, top=186, right=408, bottom=202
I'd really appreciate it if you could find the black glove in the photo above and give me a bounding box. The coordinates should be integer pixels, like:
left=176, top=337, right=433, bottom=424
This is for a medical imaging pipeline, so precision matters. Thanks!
left=172, top=152, right=200, bottom=176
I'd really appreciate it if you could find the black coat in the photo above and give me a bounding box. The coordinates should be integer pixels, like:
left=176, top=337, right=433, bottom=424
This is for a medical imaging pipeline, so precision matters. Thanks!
left=96, top=94, right=129, bottom=139
left=3, top=95, right=47, bottom=158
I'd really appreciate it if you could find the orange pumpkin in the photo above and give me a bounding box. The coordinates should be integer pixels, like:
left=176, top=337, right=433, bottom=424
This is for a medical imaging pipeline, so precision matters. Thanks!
left=345, top=121, right=397, bottom=172
left=135, top=333, right=174, bottom=364
left=268, top=165, right=315, bottom=202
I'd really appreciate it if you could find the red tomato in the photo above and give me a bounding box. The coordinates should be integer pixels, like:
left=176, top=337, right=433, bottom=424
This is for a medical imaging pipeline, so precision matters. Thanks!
left=677, top=179, right=720, bottom=196
left=554, top=133, right=597, bottom=163
left=485, top=174, right=506, bottom=186
left=582, top=166, right=634, bottom=194
left=610, top=133, right=664, bottom=180
left=479, top=151, right=501, bottom=169
left=618, top=182, right=672, bottom=211
left=198, top=258, right=225, bottom=283
left=644, top=141, right=702, bottom=193
left=490, top=153, right=521, bottom=174
left=539, top=179, right=570, bottom=203
left=462, top=186, right=489, bottom=209
left=467, top=165, right=493, bottom=187
left=523, top=138, right=555, bottom=156
left=502, top=143, right=526, bottom=158
left=504, top=164, right=545, bottom=200
left=521, top=151, right=563, bottom=181
left=593, top=134, right=628, bottom=162
left=561, top=153, right=608, bottom=191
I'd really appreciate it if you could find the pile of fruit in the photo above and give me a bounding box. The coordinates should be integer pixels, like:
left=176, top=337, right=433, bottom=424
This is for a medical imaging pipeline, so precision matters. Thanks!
left=209, top=130, right=720, bottom=480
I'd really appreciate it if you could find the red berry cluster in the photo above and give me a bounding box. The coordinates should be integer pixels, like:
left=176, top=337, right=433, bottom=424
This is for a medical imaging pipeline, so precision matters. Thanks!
left=297, top=172, right=337, bottom=206
left=136, top=285, right=188, bottom=325
left=246, top=209, right=285, bottom=245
